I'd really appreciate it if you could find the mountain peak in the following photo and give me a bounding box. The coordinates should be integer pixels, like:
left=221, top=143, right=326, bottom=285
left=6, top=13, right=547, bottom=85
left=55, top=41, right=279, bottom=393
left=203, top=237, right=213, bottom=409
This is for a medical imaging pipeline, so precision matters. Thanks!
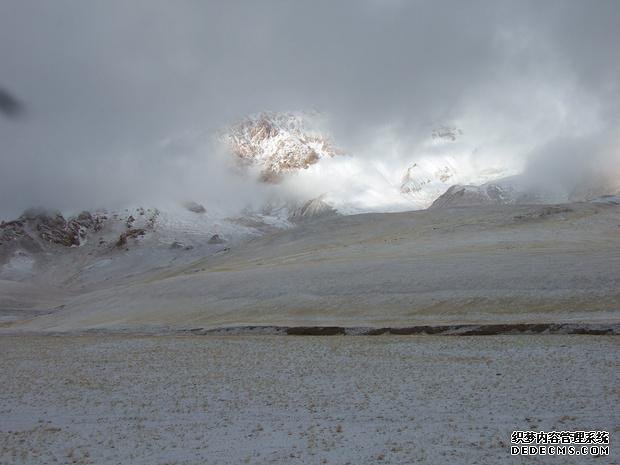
left=221, top=111, right=341, bottom=182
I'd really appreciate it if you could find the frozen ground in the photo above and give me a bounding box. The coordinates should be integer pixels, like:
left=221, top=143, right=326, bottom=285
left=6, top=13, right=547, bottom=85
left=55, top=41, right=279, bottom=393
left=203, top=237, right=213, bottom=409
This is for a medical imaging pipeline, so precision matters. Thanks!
left=0, top=334, right=617, bottom=465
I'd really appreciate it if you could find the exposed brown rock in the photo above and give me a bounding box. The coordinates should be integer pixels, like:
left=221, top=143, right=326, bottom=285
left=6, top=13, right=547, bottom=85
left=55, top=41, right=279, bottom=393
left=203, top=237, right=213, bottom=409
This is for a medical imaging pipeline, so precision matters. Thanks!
left=116, top=228, right=146, bottom=248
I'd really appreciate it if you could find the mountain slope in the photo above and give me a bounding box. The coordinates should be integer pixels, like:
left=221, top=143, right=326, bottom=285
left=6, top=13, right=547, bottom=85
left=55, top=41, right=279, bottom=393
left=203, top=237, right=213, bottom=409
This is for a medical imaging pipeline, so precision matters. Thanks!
left=430, top=170, right=620, bottom=209
left=4, top=201, right=618, bottom=332
left=0, top=204, right=279, bottom=321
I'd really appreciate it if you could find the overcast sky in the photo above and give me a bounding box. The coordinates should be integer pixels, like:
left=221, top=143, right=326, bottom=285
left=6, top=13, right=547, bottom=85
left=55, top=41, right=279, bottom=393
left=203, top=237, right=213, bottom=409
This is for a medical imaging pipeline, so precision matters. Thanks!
left=0, top=0, right=618, bottom=217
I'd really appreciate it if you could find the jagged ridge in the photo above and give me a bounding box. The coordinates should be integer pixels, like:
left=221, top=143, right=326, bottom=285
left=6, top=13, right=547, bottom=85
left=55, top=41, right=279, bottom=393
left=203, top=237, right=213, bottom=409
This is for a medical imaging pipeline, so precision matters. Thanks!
left=221, top=112, right=340, bottom=182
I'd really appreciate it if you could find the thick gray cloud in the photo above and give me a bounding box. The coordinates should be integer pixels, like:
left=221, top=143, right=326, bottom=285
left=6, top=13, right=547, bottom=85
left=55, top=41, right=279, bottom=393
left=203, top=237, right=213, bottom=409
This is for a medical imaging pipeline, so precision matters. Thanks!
left=0, top=0, right=618, bottom=217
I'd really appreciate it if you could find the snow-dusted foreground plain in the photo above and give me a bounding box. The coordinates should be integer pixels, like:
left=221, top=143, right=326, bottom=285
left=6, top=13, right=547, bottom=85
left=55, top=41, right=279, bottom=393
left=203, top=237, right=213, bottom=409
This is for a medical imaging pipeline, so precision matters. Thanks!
left=0, top=335, right=617, bottom=464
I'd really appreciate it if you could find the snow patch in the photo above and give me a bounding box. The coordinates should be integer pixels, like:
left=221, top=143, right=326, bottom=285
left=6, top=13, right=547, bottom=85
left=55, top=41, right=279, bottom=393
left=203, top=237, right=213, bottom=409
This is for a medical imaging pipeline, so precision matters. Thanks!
left=1, top=251, right=35, bottom=279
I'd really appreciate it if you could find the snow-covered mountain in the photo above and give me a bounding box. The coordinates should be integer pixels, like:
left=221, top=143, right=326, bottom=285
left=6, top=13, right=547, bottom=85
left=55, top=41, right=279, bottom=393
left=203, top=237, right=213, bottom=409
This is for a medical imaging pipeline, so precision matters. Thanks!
left=0, top=204, right=272, bottom=289
left=430, top=172, right=620, bottom=209
left=3, top=110, right=617, bottom=291
left=430, top=182, right=530, bottom=209
left=221, top=112, right=341, bottom=183
left=0, top=193, right=344, bottom=292
left=399, top=158, right=458, bottom=205
left=395, top=126, right=516, bottom=210
left=213, top=117, right=521, bottom=214
left=1, top=111, right=618, bottom=328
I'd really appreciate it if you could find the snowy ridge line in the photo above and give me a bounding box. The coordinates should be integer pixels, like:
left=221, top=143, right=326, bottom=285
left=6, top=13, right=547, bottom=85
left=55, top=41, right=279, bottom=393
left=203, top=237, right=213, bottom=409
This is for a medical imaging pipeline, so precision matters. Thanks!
left=2, top=322, right=618, bottom=337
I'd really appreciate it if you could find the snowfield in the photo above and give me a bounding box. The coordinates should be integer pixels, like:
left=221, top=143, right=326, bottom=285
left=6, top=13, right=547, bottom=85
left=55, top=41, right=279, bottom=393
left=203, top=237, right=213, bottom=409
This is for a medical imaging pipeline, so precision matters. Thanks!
left=0, top=334, right=617, bottom=465
left=1, top=200, right=617, bottom=465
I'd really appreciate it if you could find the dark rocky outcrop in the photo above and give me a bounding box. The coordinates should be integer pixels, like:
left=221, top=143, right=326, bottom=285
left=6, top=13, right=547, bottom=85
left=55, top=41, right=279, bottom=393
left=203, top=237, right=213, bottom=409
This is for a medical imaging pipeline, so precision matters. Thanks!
left=1, top=207, right=162, bottom=253
left=208, top=234, right=224, bottom=244
left=193, top=323, right=619, bottom=337
left=183, top=201, right=206, bottom=214
left=286, top=326, right=346, bottom=336
left=20, top=208, right=94, bottom=247
left=513, top=206, right=574, bottom=221
left=2, top=209, right=92, bottom=249
left=116, top=228, right=146, bottom=248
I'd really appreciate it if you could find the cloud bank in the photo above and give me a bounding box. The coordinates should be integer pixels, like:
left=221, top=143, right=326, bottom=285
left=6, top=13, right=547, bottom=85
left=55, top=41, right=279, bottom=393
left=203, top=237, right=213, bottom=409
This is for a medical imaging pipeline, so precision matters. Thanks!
left=0, top=0, right=618, bottom=217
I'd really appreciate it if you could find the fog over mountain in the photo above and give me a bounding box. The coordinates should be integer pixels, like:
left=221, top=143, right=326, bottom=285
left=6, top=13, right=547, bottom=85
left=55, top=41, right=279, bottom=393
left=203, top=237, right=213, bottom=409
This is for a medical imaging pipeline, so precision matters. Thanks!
left=0, top=0, right=618, bottom=218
